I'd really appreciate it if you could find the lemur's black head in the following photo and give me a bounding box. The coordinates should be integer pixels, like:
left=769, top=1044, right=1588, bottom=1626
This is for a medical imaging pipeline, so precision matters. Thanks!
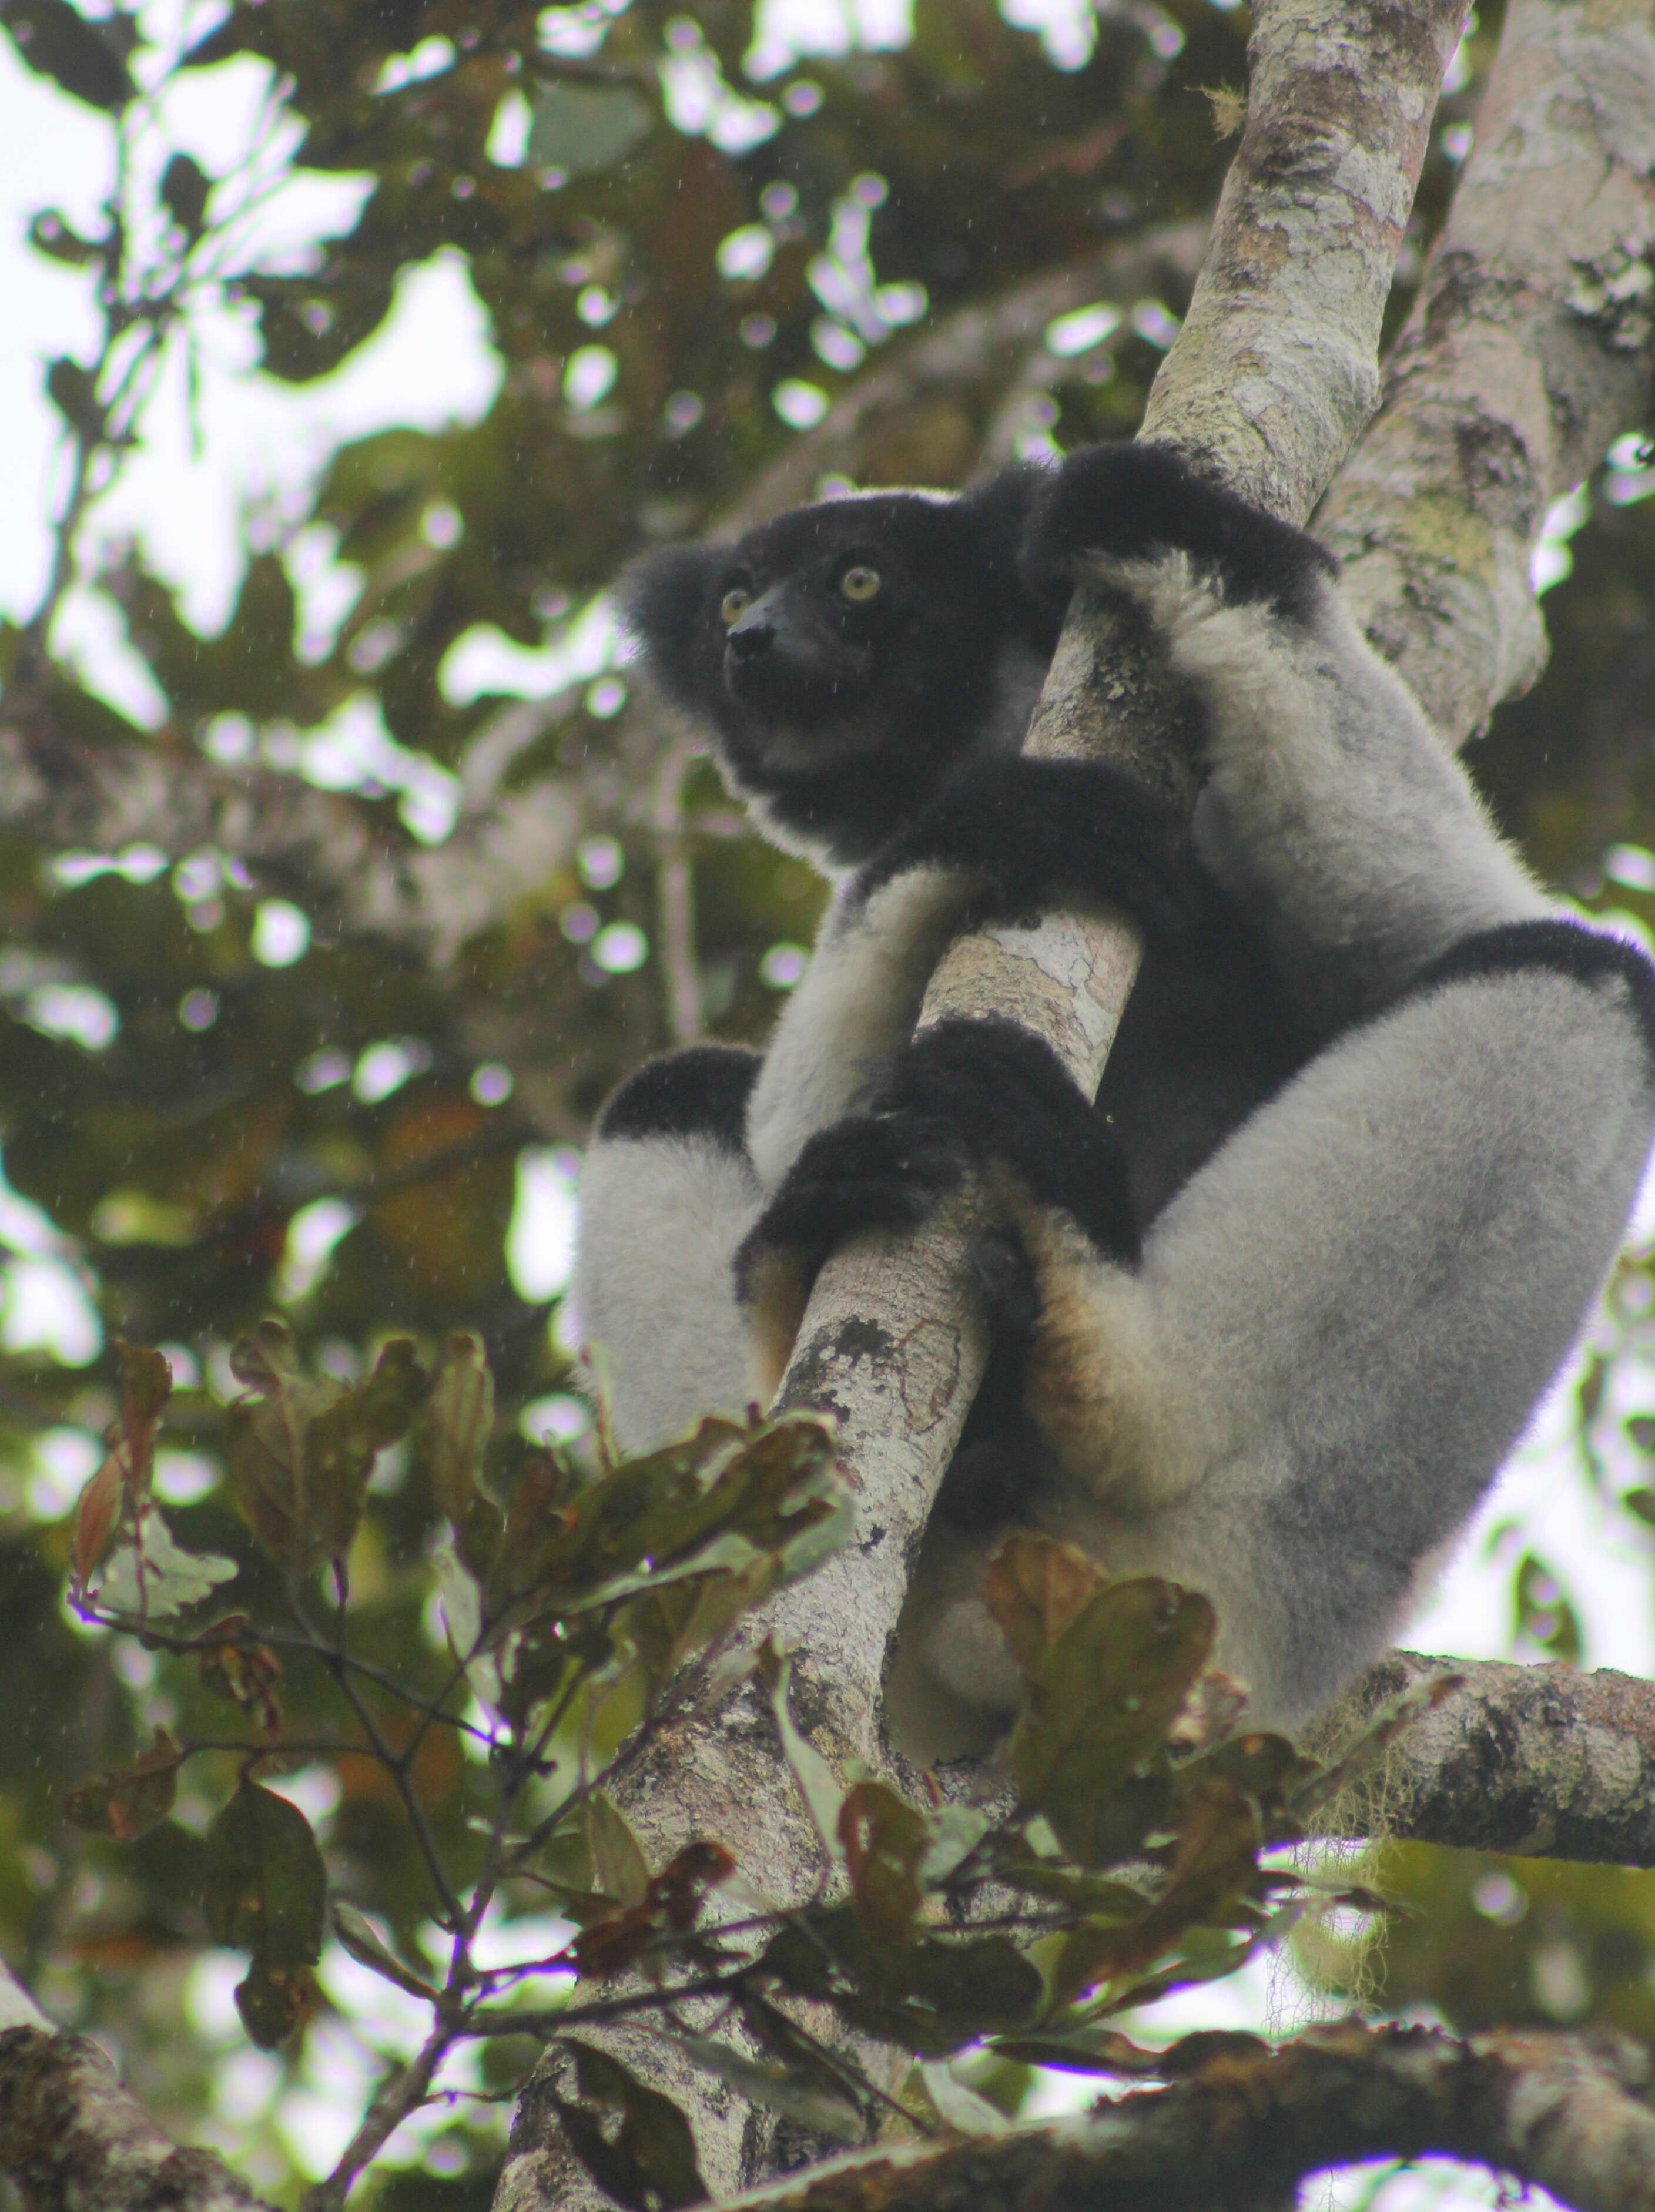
left=619, top=475, right=1054, bottom=866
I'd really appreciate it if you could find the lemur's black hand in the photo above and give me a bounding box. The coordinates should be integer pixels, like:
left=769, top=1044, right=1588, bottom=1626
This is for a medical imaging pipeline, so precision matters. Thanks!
left=1021, top=442, right=1338, bottom=622
left=735, top=1018, right=1138, bottom=1342
left=852, top=755, right=1216, bottom=939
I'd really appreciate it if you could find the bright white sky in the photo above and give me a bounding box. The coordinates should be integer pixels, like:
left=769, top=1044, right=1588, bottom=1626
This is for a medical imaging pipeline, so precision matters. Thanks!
left=0, top=10, right=1650, bottom=2204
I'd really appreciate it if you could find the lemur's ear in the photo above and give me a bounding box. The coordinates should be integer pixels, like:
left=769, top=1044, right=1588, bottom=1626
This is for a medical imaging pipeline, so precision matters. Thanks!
left=617, top=544, right=722, bottom=712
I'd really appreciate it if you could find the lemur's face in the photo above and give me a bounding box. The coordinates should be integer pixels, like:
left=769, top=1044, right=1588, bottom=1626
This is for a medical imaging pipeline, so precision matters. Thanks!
left=707, top=497, right=956, bottom=775
left=621, top=488, right=1024, bottom=866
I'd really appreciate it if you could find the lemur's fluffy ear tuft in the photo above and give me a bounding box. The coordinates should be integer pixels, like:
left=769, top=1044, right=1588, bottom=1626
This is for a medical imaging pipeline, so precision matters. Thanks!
left=617, top=542, right=720, bottom=710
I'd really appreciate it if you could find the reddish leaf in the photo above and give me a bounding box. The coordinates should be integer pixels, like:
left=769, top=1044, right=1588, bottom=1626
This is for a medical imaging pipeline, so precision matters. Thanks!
left=63, top=1728, right=180, bottom=1840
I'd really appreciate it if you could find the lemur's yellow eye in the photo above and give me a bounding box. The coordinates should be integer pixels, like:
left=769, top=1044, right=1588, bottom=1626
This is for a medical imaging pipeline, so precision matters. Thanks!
left=720, top=587, right=752, bottom=626
left=839, top=565, right=882, bottom=604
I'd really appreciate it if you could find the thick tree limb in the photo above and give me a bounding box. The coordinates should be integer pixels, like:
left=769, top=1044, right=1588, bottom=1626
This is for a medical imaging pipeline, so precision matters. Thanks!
left=713, top=2020, right=1655, bottom=2212
left=0, top=2021, right=277, bottom=2212
left=1320, top=1651, right=1655, bottom=1866
left=1321, top=0, right=1655, bottom=743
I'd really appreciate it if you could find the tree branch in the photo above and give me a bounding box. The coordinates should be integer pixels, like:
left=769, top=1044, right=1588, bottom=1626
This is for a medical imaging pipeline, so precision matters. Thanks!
left=1321, top=0, right=1655, bottom=743
left=772, top=0, right=1468, bottom=1764
left=714, top=2020, right=1655, bottom=2212
left=0, top=2020, right=278, bottom=2212
left=1320, top=1650, right=1655, bottom=1866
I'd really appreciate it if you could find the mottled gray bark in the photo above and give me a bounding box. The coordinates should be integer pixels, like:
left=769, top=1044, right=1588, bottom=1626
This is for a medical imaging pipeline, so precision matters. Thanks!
left=0, top=2022, right=277, bottom=2212
left=1321, top=1650, right=1655, bottom=1866
left=1321, top=0, right=1655, bottom=744
left=712, top=2020, right=1655, bottom=2212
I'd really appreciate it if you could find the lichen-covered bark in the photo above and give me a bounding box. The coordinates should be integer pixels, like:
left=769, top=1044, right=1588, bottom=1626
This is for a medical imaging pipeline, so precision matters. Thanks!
left=712, top=2020, right=1655, bottom=2212
left=0, top=2025, right=277, bottom=2212
left=1321, top=0, right=1655, bottom=743
left=1322, top=1650, right=1655, bottom=1865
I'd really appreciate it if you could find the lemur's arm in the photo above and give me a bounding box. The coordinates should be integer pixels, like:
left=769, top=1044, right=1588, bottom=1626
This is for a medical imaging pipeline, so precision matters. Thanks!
left=746, top=766, right=1204, bottom=1188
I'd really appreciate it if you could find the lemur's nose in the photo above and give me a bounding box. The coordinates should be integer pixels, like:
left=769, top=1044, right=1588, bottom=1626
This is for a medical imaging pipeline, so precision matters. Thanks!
left=726, top=619, right=775, bottom=662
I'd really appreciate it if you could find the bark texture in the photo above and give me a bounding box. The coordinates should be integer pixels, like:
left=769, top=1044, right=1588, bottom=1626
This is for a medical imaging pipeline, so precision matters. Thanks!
left=713, top=2020, right=1655, bottom=2212
left=1322, top=1650, right=1655, bottom=1866
left=1321, top=0, right=1655, bottom=745
left=0, top=2025, right=277, bottom=2212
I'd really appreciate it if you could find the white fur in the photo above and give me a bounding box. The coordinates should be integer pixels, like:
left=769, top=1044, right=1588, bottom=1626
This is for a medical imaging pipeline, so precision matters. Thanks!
left=573, top=1134, right=761, bottom=1452
left=747, top=866, right=972, bottom=1188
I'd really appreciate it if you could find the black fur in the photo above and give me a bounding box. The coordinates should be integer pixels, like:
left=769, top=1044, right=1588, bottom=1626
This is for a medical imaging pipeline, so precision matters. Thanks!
left=1414, top=917, right=1655, bottom=1061
left=1020, top=442, right=1338, bottom=624
left=734, top=1017, right=1138, bottom=1312
left=619, top=476, right=1058, bottom=867
left=598, top=1044, right=761, bottom=1149
left=851, top=756, right=1214, bottom=939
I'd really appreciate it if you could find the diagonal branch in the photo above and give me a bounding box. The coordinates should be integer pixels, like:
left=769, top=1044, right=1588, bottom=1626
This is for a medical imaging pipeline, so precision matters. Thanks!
left=1319, top=1649, right=1655, bottom=1866
left=715, top=2019, right=1655, bottom=2212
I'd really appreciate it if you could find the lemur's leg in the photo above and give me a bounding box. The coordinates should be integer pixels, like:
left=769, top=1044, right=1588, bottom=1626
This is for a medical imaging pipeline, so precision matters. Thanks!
left=572, top=1047, right=763, bottom=1453
left=977, top=923, right=1655, bottom=1731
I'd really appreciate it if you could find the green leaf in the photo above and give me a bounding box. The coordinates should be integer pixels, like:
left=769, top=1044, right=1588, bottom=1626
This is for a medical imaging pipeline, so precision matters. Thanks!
left=762, top=1912, right=1041, bottom=2059
left=757, top=1640, right=843, bottom=1855
left=95, top=1510, right=237, bottom=1621
left=203, top=1781, right=327, bottom=1969
left=225, top=1324, right=426, bottom=1571
left=415, top=1330, right=494, bottom=1522
left=233, top=1960, right=313, bottom=2049
left=839, top=1781, right=927, bottom=1945
left=918, top=2057, right=1011, bottom=2134
left=331, top=1904, right=437, bottom=2001
left=527, top=79, right=652, bottom=176
left=44, top=355, right=103, bottom=439
left=1009, top=1577, right=1214, bottom=1865
left=2, top=0, right=133, bottom=110
left=27, top=209, right=102, bottom=265
left=671, top=2032, right=865, bottom=2143
left=585, top=1792, right=650, bottom=1911
left=548, top=2038, right=705, bottom=2212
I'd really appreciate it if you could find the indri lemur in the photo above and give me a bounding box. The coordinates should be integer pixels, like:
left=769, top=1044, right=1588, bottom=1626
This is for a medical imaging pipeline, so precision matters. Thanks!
left=573, top=443, right=1655, bottom=1751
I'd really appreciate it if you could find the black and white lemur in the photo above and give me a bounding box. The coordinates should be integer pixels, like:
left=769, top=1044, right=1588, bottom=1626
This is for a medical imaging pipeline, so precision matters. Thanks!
left=572, top=441, right=1655, bottom=1752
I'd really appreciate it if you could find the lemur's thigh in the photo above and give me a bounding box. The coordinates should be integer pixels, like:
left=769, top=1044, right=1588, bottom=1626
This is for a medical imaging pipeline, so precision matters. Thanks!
left=1019, top=927, right=1655, bottom=1727
left=574, top=1045, right=763, bottom=1453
